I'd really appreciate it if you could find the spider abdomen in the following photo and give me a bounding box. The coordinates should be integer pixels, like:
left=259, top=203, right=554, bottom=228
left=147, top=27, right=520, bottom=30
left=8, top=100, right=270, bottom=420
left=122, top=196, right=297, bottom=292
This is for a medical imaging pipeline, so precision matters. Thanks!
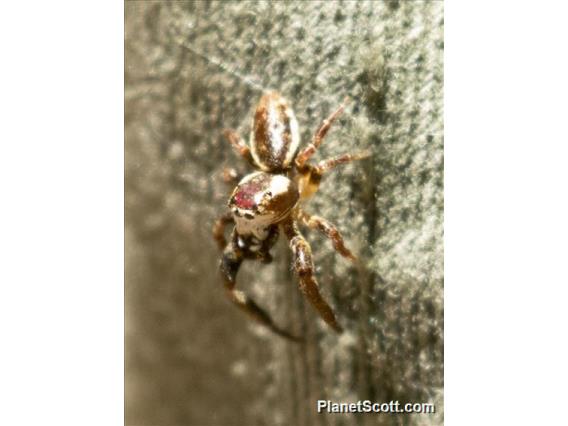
left=250, top=92, right=300, bottom=172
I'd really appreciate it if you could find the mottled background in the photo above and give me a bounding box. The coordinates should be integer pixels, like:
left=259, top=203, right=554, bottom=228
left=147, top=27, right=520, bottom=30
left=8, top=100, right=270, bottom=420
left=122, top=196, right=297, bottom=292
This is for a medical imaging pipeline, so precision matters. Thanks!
left=125, top=1, right=443, bottom=425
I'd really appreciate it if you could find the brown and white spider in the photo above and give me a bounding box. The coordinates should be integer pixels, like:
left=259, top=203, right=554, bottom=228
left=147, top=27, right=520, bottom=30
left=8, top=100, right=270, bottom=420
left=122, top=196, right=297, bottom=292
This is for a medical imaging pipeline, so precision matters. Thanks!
left=213, top=91, right=369, bottom=342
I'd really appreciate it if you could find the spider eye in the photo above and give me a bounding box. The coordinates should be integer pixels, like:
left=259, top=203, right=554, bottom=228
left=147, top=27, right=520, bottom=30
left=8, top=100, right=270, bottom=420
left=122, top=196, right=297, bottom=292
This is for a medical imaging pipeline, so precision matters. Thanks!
left=244, top=212, right=254, bottom=220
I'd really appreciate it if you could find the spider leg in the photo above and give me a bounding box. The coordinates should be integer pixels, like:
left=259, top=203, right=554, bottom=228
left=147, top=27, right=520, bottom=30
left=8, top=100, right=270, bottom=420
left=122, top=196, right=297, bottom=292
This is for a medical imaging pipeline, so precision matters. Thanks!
left=212, top=212, right=234, bottom=250
left=297, top=209, right=357, bottom=262
left=297, top=151, right=370, bottom=200
left=220, top=229, right=303, bottom=342
left=295, top=98, right=348, bottom=169
left=313, top=150, right=371, bottom=175
left=223, top=129, right=256, bottom=167
left=221, top=167, right=243, bottom=187
left=281, top=218, right=343, bottom=333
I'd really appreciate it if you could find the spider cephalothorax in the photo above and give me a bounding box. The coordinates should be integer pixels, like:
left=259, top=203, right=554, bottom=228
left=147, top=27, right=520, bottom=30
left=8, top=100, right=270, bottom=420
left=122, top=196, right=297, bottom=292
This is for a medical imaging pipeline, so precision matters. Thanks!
left=229, top=172, right=299, bottom=240
left=213, top=91, right=369, bottom=342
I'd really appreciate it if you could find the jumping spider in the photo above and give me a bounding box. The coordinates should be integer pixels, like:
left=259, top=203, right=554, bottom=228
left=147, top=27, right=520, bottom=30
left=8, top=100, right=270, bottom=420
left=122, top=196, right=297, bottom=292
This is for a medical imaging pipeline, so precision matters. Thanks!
left=213, top=91, right=369, bottom=342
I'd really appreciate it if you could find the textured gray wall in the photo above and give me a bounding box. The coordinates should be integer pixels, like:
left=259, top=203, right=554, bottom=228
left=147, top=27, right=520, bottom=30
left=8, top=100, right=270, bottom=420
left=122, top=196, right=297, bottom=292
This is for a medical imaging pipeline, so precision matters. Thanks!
left=125, top=1, right=443, bottom=425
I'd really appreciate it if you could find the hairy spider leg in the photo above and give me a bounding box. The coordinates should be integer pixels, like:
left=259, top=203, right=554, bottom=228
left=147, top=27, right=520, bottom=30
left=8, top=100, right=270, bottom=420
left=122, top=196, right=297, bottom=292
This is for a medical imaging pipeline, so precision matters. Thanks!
left=223, top=129, right=256, bottom=167
left=297, top=151, right=371, bottom=200
left=296, top=209, right=357, bottom=262
left=295, top=97, right=348, bottom=169
left=212, top=212, right=235, bottom=250
left=313, top=151, right=371, bottom=175
left=219, top=228, right=303, bottom=342
left=281, top=217, right=343, bottom=333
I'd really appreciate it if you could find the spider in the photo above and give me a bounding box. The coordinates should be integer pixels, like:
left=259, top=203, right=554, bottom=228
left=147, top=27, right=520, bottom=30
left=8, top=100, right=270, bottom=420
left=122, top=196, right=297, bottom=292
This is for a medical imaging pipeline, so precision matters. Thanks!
left=213, top=91, right=369, bottom=342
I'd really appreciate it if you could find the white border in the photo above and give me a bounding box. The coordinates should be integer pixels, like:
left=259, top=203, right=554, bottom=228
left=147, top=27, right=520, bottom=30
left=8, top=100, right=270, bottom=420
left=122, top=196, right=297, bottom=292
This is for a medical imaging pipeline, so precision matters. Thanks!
left=0, top=3, right=123, bottom=425
left=447, top=2, right=568, bottom=425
